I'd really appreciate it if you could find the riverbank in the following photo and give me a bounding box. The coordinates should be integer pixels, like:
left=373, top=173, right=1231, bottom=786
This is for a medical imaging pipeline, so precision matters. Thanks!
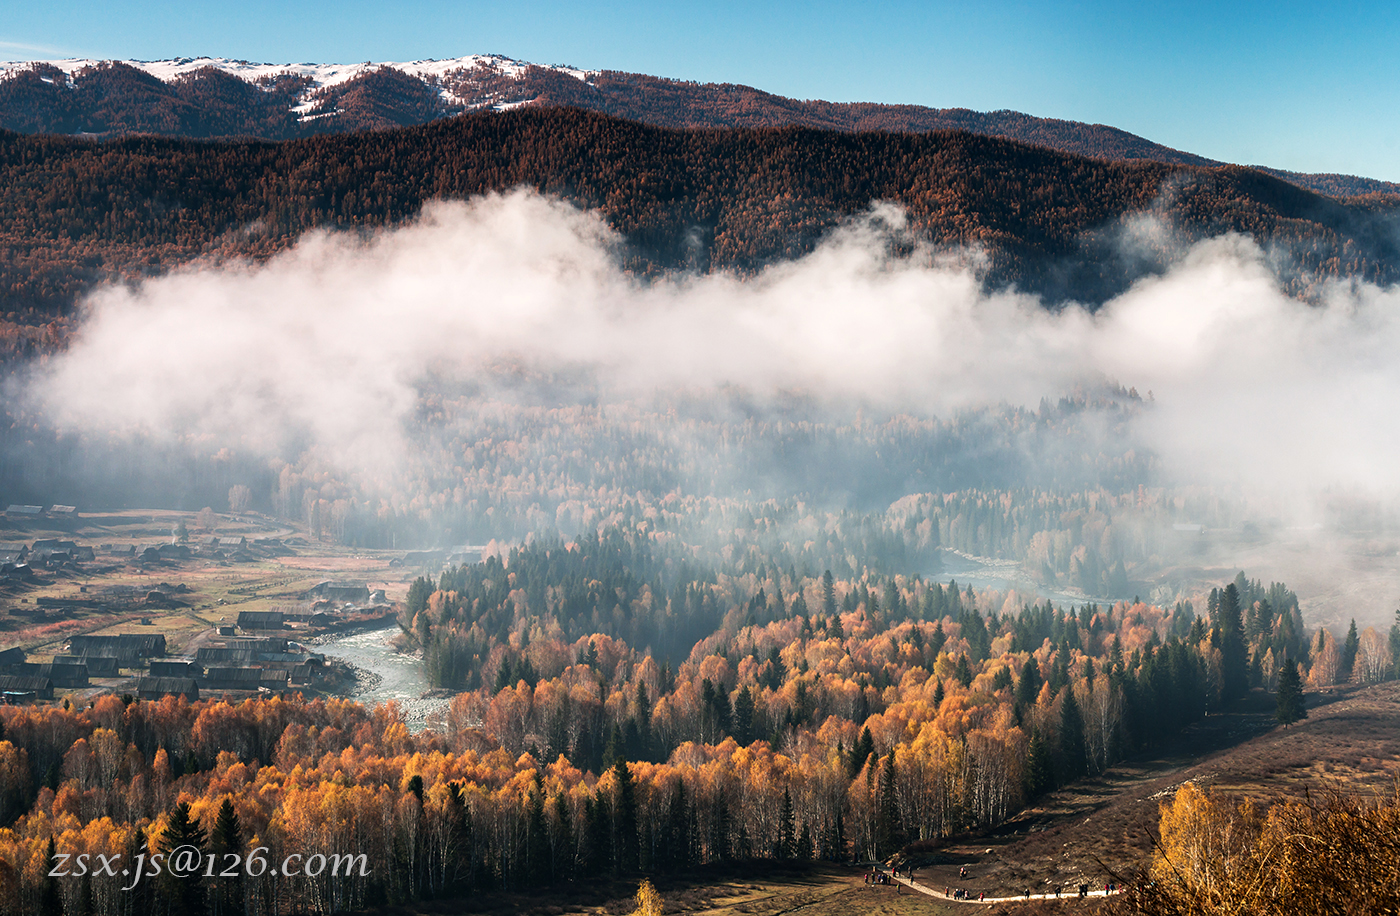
left=313, top=626, right=451, bottom=731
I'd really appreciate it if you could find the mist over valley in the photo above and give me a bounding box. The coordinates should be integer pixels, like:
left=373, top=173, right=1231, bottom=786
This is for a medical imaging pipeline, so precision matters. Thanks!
left=7, top=185, right=1400, bottom=626
left=2, top=52, right=1400, bottom=915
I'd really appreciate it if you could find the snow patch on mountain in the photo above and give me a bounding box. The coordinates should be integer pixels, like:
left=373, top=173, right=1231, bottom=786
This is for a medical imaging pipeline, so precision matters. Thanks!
left=0, top=54, right=596, bottom=110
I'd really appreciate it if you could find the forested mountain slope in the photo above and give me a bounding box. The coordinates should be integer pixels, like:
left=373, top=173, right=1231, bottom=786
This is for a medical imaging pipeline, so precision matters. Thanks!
left=2, top=57, right=1396, bottom=198
left=2, top=107, right=1396, bottom=335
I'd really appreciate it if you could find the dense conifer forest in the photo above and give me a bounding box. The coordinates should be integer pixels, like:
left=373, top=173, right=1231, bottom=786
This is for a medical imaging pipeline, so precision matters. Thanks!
left=1, top=106, right=1397, bottom=335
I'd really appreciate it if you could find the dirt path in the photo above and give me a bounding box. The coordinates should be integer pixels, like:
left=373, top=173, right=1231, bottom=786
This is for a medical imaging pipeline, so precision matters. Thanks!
left=890, top=872, right=1120, bottom=904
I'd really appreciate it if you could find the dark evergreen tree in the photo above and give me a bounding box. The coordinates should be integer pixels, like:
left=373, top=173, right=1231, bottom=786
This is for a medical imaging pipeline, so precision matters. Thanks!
left=611, top=759, right=639, bottom=874
left=1058, top=686, right=1087, bottom=784
left=635, top=681, right=652, bottom=758
left=713, top=683, right=733, bottom=737
left=1016, top=657, right=1042, bottom=707
left=40, top=836, right=61, bottom=916
left=849, top=727, right=875, bottom=779
left=526, top=781, right=549, bottom=884
left=208, top=798, right=243, bottom=916
left=1188, top=615, right=1207, bottom=646
left=1024, top=731, right=1053, bottom=798
left=733, top=685, right=755, bottom=745
left=550, top=793, right=575, bottom=881
left=875, top=753, right=904, bottom=857
left=961, top=607, right=991, bottom=662
left=1257, top=600, right=1280, bottom=644
left=157, top=801, right=208, bottom=916
left=118, top=827, right=153, bottom=916
left=1340, top=619, right=1360, bottom=684
left=77, top=872, right=93, bottom=916
left=712, top=794, right=732, bottom=861
left=929, top=620, right=946, bottom=655
left=778, top=788, right=795, bottom=859
left=583, top=793, right=612, bottom=874
left=494, top=658, right=514, bottom=693
left=1276, top=659, right=1307, bottom=725
left=883, top=581, right=905, bottom=621
left=406, top=575, right=433, bottom=620
left=1217, top=583, right=1248, bottom=702
left=602, top=723, right=622, bottom=769
left=661, top=780, right=690, bottom=869
left=1048, top=643, right=1070, bottom=694
left=1390, top=610, right=1400, bottom=680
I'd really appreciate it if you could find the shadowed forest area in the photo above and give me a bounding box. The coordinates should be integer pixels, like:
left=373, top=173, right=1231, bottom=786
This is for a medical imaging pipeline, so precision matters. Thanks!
left=1, top=106, right=1398, bottom=341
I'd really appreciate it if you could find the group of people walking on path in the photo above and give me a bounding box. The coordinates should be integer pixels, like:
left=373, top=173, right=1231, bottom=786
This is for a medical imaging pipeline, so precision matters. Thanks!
left=864, top=863, right=918, bottom=892
left=862, top=861, right=1122, bottom=903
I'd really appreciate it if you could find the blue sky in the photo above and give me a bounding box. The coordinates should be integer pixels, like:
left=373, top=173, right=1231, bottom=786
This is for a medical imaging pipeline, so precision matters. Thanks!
left=3, top=0, right=1397, bottom=181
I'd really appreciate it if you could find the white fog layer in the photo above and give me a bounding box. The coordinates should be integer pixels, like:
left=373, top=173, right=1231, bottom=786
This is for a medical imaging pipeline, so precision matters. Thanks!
left=29, top=189, right=1400, bottom=507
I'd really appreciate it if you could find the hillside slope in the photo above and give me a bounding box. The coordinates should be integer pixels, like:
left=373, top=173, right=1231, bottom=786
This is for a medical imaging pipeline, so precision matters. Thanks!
left=2, top=108, right=1396, bottom=330
left=2, top=56, right=1396, bottom=199
left=911, top=682, right=1400, bottom=896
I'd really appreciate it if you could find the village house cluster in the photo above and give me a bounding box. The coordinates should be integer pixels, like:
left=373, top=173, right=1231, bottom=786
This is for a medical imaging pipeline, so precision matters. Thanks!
left=2, top=517, right=395, bottom=703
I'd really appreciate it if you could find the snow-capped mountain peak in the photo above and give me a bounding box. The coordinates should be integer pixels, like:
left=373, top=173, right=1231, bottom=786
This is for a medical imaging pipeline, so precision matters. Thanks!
left=0, top=54, right=596, bottom=114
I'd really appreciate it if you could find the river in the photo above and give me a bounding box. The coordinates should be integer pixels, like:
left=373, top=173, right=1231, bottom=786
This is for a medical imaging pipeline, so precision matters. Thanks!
left=931, top=548, right=1130, bottom=607
left=314, top=627, right=450, bottom=732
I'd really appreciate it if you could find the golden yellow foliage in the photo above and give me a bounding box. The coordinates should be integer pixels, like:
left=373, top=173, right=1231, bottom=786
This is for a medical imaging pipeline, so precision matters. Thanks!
left=630, top=878, right=664, bottom=916
left=1141, top=783, right=1400, bottom=916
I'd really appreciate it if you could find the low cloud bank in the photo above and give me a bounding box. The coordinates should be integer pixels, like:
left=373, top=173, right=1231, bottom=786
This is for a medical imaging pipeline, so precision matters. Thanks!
left=26, top=189, right=1400, bottom=508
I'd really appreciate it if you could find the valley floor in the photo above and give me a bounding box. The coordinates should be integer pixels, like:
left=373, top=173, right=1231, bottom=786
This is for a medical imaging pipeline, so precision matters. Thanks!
left=419, top=681, right=1400, bottom=916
